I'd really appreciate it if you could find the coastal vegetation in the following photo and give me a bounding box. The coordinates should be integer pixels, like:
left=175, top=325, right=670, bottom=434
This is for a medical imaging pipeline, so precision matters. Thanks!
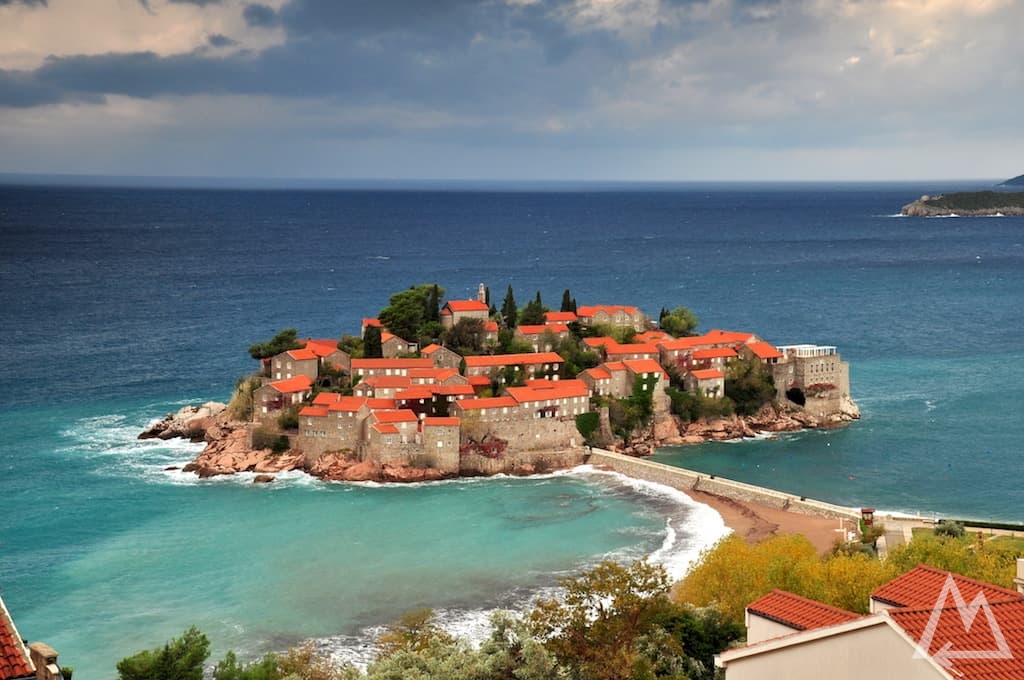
left=248, top=329, right=304, bottom=361
left=901, top=190, right=1024, bottom=216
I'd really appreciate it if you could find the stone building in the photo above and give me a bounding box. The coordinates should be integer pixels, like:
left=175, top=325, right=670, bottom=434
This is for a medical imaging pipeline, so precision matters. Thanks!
left=771, top=344, right=852, bottom=417
left=684, top=368, right=724, bottom=397
left=462, top=352, right=564, bottom=383
left=420, top=343, right=462, bottom=370
left=576, top=304, right=648, bottom=331
left=0, top=593, right=61, bottom=680
left=514, top=324, right=569, bottom=352
left=270, top=347, right=319, bottom=381
left=439, top=299, right=490, bottom=329
left=253, top=374, right=313, bottom=419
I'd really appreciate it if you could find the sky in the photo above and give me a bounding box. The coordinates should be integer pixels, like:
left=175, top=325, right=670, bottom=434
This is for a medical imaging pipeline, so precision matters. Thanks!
left=0, top=0, right=1022, bottom=182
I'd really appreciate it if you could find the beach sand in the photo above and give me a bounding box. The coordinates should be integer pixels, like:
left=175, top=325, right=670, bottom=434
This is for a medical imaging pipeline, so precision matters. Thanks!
left=686, top=489, right=851, bottom=553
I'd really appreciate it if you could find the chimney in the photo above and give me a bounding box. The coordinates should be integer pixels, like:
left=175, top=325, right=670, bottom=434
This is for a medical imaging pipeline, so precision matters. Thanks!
left=29, top=642, right=60, bottom=680
left=1015, top=558, right=1024, bottom=597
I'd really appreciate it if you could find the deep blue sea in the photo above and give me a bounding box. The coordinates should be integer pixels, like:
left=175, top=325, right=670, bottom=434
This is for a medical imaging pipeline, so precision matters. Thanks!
left=1, top=180, right=1022, bottom=677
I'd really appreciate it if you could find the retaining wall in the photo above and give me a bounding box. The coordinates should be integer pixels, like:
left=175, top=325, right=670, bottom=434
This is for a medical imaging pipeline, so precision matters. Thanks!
left=588, top=449, right=859, bottom=521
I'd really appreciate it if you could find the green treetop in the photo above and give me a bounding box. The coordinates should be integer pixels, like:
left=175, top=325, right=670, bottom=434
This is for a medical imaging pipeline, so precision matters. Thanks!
left=247, top=328, right=304, bottom=360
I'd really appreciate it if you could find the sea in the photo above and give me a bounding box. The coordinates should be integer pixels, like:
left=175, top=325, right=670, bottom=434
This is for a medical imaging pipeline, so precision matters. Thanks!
left=1, top=178, right=1022, bottom=677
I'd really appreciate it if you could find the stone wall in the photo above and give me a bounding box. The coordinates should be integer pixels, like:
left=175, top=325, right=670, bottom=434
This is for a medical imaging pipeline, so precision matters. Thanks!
left=460, top=447, right=585, bottom=476
left=492, top=416, right=584, bottom=452
left=587, top=449, right=858, bottom=521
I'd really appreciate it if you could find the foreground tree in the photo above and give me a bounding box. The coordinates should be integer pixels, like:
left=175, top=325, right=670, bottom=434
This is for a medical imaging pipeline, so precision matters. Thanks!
left=116, top=626, right=210, bottom=680
left=377, top=284, right=445, bottom=346
left=248, top=328, right=304, bottom=360
left=658, top=307, right=699, bottom=338
left=519, top=291, right=548, bottom=326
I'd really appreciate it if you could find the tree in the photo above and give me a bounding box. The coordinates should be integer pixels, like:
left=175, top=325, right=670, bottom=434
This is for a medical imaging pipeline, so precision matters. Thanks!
left=375, top=610, right=455, bottom=658
left=501, top=285, right=518, bottom=329
left=560, top=289, right=577, bottom=313
left=212, top=651, right=279, bottom=680
left=377, top=284, right=445, bottom=346
left=248, top=328, right=304, bottom=360
left=116, top=626, right=210, bottom=680
left=426, top=285, right=441, bottom=324
left=530, top=560, right=684, bottom=680
left=725, top=356, right=776, bottom=416
left=443, top=317, right=486, bottom=356
left=658, top=307, right=699, bottom=338
left=519, top=291, right=547, bottom=326
left=363, top=326, right=383, bottom=359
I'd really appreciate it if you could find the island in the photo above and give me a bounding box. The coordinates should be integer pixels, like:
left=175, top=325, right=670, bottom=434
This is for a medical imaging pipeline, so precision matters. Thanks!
left=901, top=190, right=1024, bottom=216
left=142, top=283, right=860, bottom=483
left=999, top=173, right=1024, bottom=187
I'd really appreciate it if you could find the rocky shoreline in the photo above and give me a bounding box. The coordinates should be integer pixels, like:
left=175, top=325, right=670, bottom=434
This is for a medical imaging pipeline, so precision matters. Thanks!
left=140, top=398, right=859, bottom=483
left=901, top=193, right=1024, bottom=217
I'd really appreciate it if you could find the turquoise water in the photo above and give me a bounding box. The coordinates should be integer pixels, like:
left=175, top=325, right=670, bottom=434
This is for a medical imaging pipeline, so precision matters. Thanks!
left=1, top=181, right=1022, bottom=677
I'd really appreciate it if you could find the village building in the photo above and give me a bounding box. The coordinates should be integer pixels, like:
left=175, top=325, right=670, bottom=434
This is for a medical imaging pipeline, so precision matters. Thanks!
left=689, top=346, right=738, bottom=371
left=420, top=343, right=462, bottom=370
left=514, top=323, right=569, bottom=352
left=576, top=304, right=648, bottom=331
left=253, top=374, right=313, bottom=419
left=352, top=375, right=412, bottom=400
left=604, top=341, right=661, bottom=363
left=350, top=357, right=434, bottom=378
left=462, top=352, right=564, bottom=383
left=0, top=594, right=60, bottom=680
left=580, top=365, right=612, bottom=396
left=684, top=368, right=725, bottom=398
left=544, top=311, right=578, bottom=325
left=380, top=332, right=417, bottom=358
left=439, top=299, right=490, bottom=329
left=270, top=347, right=319, bottom=381
left=740, top=341, right=784, bottom=366
left=771, top=344, right=853, bottom=417
left=716, top=562, right=1024, bottom=680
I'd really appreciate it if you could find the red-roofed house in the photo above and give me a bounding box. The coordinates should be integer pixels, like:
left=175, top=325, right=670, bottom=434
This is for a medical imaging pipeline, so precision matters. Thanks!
left=580, top=366, right=612, bottom=396
left=463, top=352, right=564, bottom=383
left=304, top=338, right=352, bottom=372
left=0, top=594, right=60, bottom=680
left=576, top=305, right=648, bottom=331
left=380, top=332, right=418, bottom=358
left=270, top=347, right=319, bottom=381
left=717, top=563, right=1024, bottom=680
left=544, top=311, right=578, bottom=324
left=504, top=379, right=591, bottom=418
left=691, top=346, right=738, bottom=371
left=253, top=374, right=313, bottom=418
left=440, top=299, right=490, bottom=329
left=361, top=318, right=383, bottom=337
left=685, top=368, right=724, bottom=397
left=353, top=374, right=412, bottom=399
left=351, top=357, right=434, bottom=378
left=514, top=324, right=569, bottom=352
left=420, top=343, right=463, bottom=370
left=741, top=341, right=784, bottom=365
left=605, top=341, right=661, bottom=362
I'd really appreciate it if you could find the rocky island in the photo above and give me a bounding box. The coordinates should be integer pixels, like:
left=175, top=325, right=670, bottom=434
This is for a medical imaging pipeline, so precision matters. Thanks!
left=901, top=190, right=1024, bottom=217
left=142, top=284, right=859, bottom=483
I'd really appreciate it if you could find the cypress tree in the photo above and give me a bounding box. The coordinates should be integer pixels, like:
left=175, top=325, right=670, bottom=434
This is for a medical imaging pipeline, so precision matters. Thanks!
left=502, top=285, right=518, bottom=329
left=561, top=289, right=573, bottom=313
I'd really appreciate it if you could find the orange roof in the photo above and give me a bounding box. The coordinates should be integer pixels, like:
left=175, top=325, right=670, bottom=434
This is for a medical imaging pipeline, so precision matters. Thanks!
left=545, top=311, right=578, bottom=323
left=576, top=304, right=639, bottom=318
left=506, top=380, right=589, bottom=404
left=656, top=335, right=710, bottom=351
left=0, top=595, right=33, bottom=680
left=889, top=599, right=1024, bottom=678
left=268, top=375, right=313, bottom=393
left=583, top=366, right=611, bottom=380
left=423, top=417, right=460, bottom=427
left=305, top=339, right=344, bottom=357
left=371, top=422, right=399, bottom=435
left=432, top=384, right=476, bottom=396
left=482, top=321, right=499, bottom=332
left=692, top=347, right=737, bottom=360
left=747, top=589, right=861, bottom=631
left=380, top=332, right=395, bottom=342
left=689, top=369, right=723, bottom=380
left=872, top=564, right=1022, bottom=610
left=362, top=317, right=382, bottom=328
left=326, top=396, right=395, bottom=413
left=395, top=387, right=435, bottom=400
left=362, top=375, right=413, bottom=389
left=420, top=343, right=442, bottom=354
left=747, top=341, right=783, bottom=360
left=622, top=358, right=666, bottom=376
left=704, top=329, right=757, bottom=344
left=463, top=352, right=563, bottom=368
left=583, top=337, right=613, bottom=349
left=444, top=299, right=489, bottom=312
left=467, top=375, right=491, bottom=386
left=434, top=368, right=460, bottom=382
left=299, top=406, right=329, bottom=417
left=517, top=323, right=568, bottom=335
left=351, top=358, right=434, bottom=370
left=604, top=361, right=626, bottom=372
left=636, top=330, right=672, bottom=342
left=286, top=348, right=319, bottom=361
left=372, top=409, right=419, bottom=423
left=455, top=396, right=517, bottom=410
left=312, top=392, right=343, bottom=405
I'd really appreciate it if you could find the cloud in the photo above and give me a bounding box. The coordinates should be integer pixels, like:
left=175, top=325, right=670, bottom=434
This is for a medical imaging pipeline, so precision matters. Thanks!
left=242, top=3, right=278, bottom=27
left=206, top=33, right=237, bottom=47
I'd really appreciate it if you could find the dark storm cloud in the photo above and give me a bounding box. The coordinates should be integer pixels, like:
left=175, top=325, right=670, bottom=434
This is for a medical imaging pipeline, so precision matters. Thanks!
left=242, top=3, right=277, bottom=27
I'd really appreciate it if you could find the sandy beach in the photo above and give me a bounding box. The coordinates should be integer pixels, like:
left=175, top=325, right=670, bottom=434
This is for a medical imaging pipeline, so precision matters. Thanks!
left=686, top=488, right=851, bottom=553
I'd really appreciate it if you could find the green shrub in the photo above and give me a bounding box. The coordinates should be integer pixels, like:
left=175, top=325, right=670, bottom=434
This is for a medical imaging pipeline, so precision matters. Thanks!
left=935, top=521, right=966, bottom=539
left=576, top=412, right=600, bottom=442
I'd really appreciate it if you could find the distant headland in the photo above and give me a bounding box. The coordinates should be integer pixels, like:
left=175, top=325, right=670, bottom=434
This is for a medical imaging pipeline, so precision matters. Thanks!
left=142, top=284, right=859, bottom=484
left=901, top=190, right=1024, bottom=217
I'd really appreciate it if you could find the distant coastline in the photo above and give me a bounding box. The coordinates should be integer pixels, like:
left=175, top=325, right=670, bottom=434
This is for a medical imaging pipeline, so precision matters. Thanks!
left=901, top=190, right=1024, bottom=217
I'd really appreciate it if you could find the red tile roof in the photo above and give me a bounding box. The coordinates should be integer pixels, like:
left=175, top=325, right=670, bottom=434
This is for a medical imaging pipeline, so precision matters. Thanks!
left=372, top=409, right=419, bottom=423
left=605, top=342, right=659, bottom=356
left=371, top=423, right=399, bottom=435
left=432, top=384, right=476, bottom=396
left=299, top=406, right=329, bottom=417
left=304, top=339, right=344, bottom=357
left=604, top=361, right=626, bottom=372
left=0, top=596, right=33, bottom=680
left=705, top=329, right=757, bottom=344
left=423, top=417, right=461, bottom=427
left=692, top=347, right=738, bottom=360
left=312, top=392, right=343, bottom=405
left=506, top=380, right=590, bottom=404
left=889, top=598, right=1024, bottom=679
left=362, top=317, right=382, bottom=328
left=583, top=366, right=611, bottom=380
left=268, top=375, right=313, bottom=393
left=361, top=375, right=413, bottom=389
left=747, top=589, right=862, bottom=631
left=689, top=369, right=724, bottom=380
left=636, top=330, right=672, bottom=342
left=872, top=564, right=1022, bottom=610
left=483, top=321, right=499, bottom=332
left=747, top=341, right=783, bottom=360
left=467, top=375, right=491, bottom=386
left=463, top=352, right=563, bottom=368
left=576, top=304, right=640, bottom=318
left=455, top=396, right=518, bottom=410
left=622, top=358, right=666, bottom=376
left=395, top=387, right=435, bottom=400
left=545, top=311, right=578, bottom=323
left=583, top=337, right=613, bottom=349
left=656, top=335, right=711, bottom=351
left=285, top=348, right=319, bottom=361
left=444, top=299, right=489, bottom=312
left=517, top=323, right=569, bottom=335
left=420, top=343, right=442, bottom=354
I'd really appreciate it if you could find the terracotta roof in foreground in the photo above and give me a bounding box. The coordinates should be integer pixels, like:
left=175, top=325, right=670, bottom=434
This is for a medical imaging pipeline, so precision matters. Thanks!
left=747, top=589, right=861, bottom=632
left=267, top=375, right=313, bottom=393
left=423, top=417, right=460, bottom=427
left=689, top=369, right=724, bottom=380
left=544, top=311, right=578, bottom=323
left=747, top=341, right=783, bottom=360
left=444, top=299, right=489, bottom=312
left=0, top=595, right=33, bottom=680
left=463, top=352, right=563, bottom=368
left=872, top=564, right=1022, bottom=610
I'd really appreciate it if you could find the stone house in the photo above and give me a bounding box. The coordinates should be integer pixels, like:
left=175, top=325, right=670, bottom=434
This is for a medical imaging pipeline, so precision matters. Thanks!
left=605, top=341, right=661, bottom=363
left=350, top=357, right=434, bottom=379
left=514, top=324, right=569, bottom=352
left=270, top=347, right=319, bottom=381
left=622, top=358, right=670, bottom=411
left=381, top=332, right=417, bottom=358
left=439, top=299, right=490, bottom=329
left=462, top=352, right=564, bottom=383
left=740, top=341, right=783, bottom=366
left=544, top=311, right=578, bottom=325
left=303, top=338, right=352, bottom=373
left=253, top=374, right=313, bottom=418
left=690, top=347, right=737, bottom=371
left=576, top=305, right=647, bottom=331
left=717, top=562, right=1024, bottom=680
left=684, top=368, right=724, bottom=398
left=770, top=344, right=852, bottom=417
left=353, top=375, right=412, bottom=400
left=0, top=593, right=61, bottom=680
left=580, top=365, right=612, bottom=396
left=420, top=343, right=462, bottom=370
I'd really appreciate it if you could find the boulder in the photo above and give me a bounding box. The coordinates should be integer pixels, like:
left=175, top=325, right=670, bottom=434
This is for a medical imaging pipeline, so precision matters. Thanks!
left=253, top=474, right=275, bottom=484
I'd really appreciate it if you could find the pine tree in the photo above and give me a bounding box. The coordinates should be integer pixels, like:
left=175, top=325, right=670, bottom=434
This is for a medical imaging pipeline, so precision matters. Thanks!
left=561, top=289, right=573, bottom=313
left=501, top=285, right=518, bottom=329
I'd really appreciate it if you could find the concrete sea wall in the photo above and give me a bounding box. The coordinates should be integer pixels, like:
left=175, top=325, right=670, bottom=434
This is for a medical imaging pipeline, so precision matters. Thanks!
left=587, top=448, right=859, bottom=522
